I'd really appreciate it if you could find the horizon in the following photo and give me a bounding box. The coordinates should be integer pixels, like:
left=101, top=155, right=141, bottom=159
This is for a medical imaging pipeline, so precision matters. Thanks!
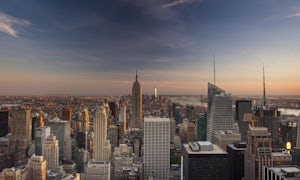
left=1, top=0, right=300, bottom=95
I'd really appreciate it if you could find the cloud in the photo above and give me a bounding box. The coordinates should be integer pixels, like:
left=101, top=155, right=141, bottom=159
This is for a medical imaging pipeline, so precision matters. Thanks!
left=161, top=0, right=202, bottom=8
left=287, top=12, right=300, bottom=18
left=0, top=12, right=31, bottom=37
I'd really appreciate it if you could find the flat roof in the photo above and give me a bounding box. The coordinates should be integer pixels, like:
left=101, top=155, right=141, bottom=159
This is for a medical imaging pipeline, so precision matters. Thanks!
left=183, top=144, right=227, bottom=155
left=144, top=117, right=170, bottom=122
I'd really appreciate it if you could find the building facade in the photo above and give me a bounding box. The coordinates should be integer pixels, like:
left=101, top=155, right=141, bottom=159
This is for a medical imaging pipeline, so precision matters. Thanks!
left=43, top=134, right=59, bottom=170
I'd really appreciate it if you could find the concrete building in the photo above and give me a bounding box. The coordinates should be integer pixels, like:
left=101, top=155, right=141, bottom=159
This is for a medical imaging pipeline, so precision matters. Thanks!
left=113, top=144, right=134, bottom=179
left=0, top=167, right=21, bottom=180
left=108, top=125, right=118, bottom=152
left=227, top=142, right=246, bottom=180
left=244, top=127, right=272, bottom=180
left=207, top=82, right=234, bottom=143
left=62, top=107, right=72, bottom=121
left=46, top=119, right=72, bottom=161
left=43, top=134, right=59, bottom=170
left=236, top=100, right=252, bottom=121
left=93, top=106, right=111, bottom=161
left=183, top=141, right=229, bottom=180
left=280, top=117, right=298, bottom=148
left=35, top=126, right=50, bottom=156
left=118, top=104, right=126, bottom=143
left=131, top=71, right=142, bottom=129
left=28, top=155, right=46, bottom=180
left=238, top=113, right=255, bottom=141
left=82, top=159, right=111, bottom=180
left=263, top=166, right=300, bottom=180
left=144, top=117, right=170, bottom=179
left=179, top=122, right=196, bottom=143
left=215, top=130, right=241, bottom=151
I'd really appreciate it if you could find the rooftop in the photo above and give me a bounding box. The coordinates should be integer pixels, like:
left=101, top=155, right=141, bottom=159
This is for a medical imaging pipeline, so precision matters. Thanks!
left=144, top=117, right=170, bottom=122
left=184, top=143, right=227, bottom=154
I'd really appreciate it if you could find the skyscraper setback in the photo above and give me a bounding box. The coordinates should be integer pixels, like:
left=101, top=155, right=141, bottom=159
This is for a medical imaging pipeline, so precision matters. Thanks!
left=207, top=82, right=234, bottom=143
left=131, top=71, right=142, bottom=129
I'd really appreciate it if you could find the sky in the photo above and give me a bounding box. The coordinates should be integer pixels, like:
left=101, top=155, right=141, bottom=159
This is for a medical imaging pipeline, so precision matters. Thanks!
left=0, top=0, right=300, bottom=96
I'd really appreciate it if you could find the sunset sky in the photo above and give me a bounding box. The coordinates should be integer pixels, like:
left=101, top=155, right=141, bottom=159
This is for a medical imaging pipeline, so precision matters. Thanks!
left=0, top=0, right=300, bottom=95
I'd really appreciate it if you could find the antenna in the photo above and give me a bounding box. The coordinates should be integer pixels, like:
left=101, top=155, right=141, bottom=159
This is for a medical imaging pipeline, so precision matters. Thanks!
left=263, top=65, right=266, bottom=106
left=135, top=67, right=138, bottom=81
left=213, top=53, right=216, bottom=85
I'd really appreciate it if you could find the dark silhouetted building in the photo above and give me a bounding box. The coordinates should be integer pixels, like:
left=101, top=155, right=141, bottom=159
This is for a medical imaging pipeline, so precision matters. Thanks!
left=236, top=100, right=252, bottom=121
left=0, top=110, right=9, bottom=137
left=227, top=142, right=246, bottom=180
left=196, top=113, right=207, bottom=141
left=183, top=141, right=229, bottom=180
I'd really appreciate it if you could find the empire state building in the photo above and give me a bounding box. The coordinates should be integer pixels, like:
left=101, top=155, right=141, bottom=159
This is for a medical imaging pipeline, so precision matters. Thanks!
left=131, top=71, right=142, bottom=129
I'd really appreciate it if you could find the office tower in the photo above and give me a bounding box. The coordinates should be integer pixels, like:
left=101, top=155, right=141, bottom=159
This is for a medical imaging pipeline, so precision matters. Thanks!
left=62, top=107, right=72, bottom=121
left=227, top=142, right=246, bottom=180
left=118, top=104, right=126, bottom=143
left=82, top=159, right=111, bottom=180
left=186, top=105, right=195, bottom=121
left=28, top=155, right=46, bottom=180
left=179, top=122, right=196, bottom=143
left=238, top=113, right=255, bottom=141
left=196, top=112, right=207, bottom=141
left=174, top=106, right=182, bottom=125
left=80, top=108, right=89, bottom=132
left=215, top=130, right=241, bottom=151
left=10, top=108, right=32, bottom=166
left=170, top=118, right=176, bottom=140
left=255, top=107, right=281, bottom=149
left=207, top=82, right=234, bottom=143
left=182, top=141, right=229, bottom=180
left=131, top=71, right=142, bottom=129
left=108, top=101, right=118, bottom=121
left=263, top=166, right=300, bottom=180
left=108, top=125, right=118, bottom=152
left=154, top=87, right=158, bottom=99
left=280, top=117, right=298, bottom=148
left=11, top=109, right=31, bottom=143
left=144, top=117, right=170, bottom=179
left=46, top=119, right=72, bottom=161
left=0, top=110, right=9, bottom=137
left=0, top=167, right=21, bottom=180
left=35, top=126, right=50, bottom=156
left=244, top=127, right=272, bottom=180
left=93, top=106, right=111, bottom=161
left=113, top=144, right=134, bottom=179
left=236, top=100, right=252, bottom=121
left=43, top=134, right=59, bottom=170
left=31, top=113, right=45, bottom=140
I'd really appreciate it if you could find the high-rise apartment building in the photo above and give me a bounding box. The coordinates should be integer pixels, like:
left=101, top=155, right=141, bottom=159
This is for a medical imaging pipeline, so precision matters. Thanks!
left=93, top=106, right=111, bottom=161
left=131, top=71, right=142, bottom=129
left=35, top=126, right=50, bottom=156
left=43, top=134, right=59, bottom=170
left=144, top=117, right=170, bottom=179
left=118, top=103, right=126, bottom=143
left=207, top=82, right=234, bottom=143
left=28, top=155, right=46, bottom=180
left=62, top=107, right=72, bottom=121
left=244, top=126, right=272, bottom=180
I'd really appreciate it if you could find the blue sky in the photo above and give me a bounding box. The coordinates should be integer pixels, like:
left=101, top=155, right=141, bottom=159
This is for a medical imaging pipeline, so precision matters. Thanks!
left=0, top=0, right=300, bottom=95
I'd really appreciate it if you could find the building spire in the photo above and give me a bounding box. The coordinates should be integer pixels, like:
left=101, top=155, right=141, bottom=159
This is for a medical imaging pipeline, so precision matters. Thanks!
left=263, top=65, right=267, bottom=106
left=213, top=53, right=216, bottom=85
left=136, top=67, right=138, bottom=81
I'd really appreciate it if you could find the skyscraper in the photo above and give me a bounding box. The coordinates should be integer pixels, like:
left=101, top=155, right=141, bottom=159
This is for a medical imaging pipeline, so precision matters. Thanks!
left=62, top=107, right=72, bottom=121
left=144, top=117, right=170, bottom=179
left=207, top=82, right=234, bottom=143
left=0, top=110, right=9, bottom=137
left=28, top=155, right=46, bottom=180
left=244, top=126, right=272, bottom=180
left=93, top=106, right=111, bottom=161
left=235, top=100, right=252, bottom=121
left=118, top=103, right=126, bottom=143
left=80, top=108, right=89, bottom=132
left=43, top=134, right=59, bottom=170
left=131, top=71, right=142, bottom=129
left=35, top=126, right=50, bottom=156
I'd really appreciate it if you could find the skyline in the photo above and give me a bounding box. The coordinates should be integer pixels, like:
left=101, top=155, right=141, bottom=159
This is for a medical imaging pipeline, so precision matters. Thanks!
left=0, top=0, right=300, bottom=95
